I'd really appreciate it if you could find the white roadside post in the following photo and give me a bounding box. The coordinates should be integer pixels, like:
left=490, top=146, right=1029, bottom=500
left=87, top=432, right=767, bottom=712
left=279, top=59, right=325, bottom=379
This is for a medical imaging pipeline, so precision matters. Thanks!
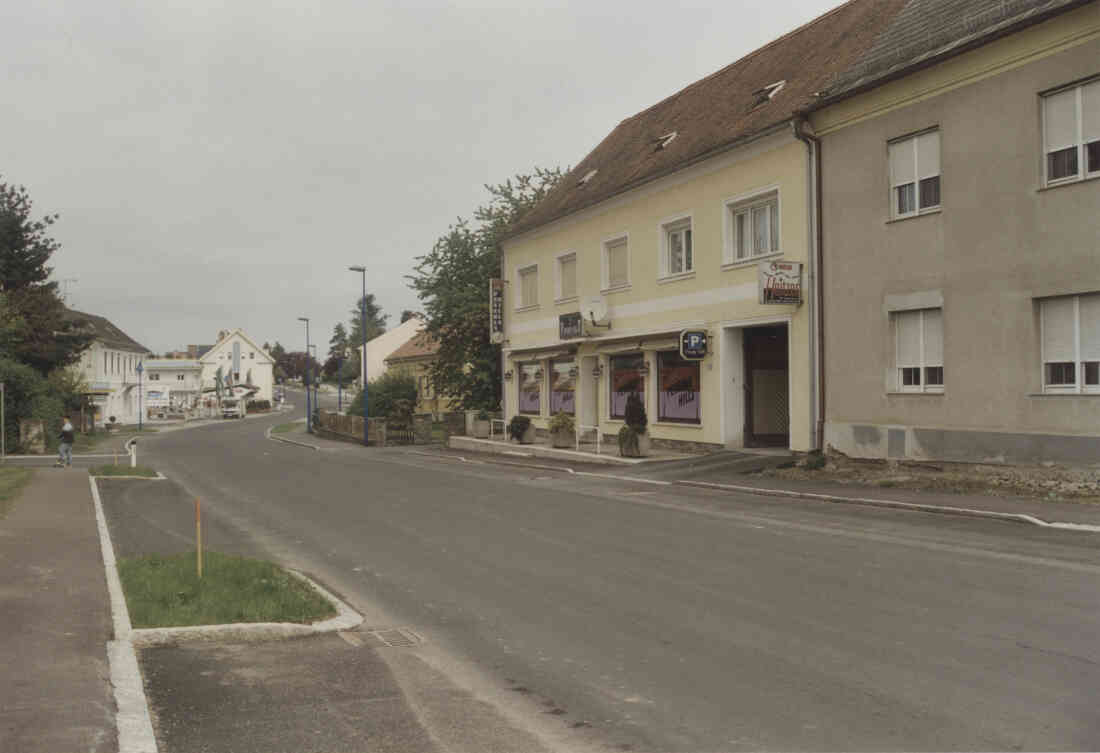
left=128, top=438, right=137, bottom=468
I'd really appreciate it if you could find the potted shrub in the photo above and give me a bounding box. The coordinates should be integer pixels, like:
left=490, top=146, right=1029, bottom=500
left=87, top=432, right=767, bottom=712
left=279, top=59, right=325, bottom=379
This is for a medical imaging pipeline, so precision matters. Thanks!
left=548, top=412, right=575, bottom=449
left=106, top=416, right=117, bottom=433
left=472, top=409, right=491, bottom=438
left=508, top=414, right=536, bottom=444
left=617, top=393, right=650, bottom=458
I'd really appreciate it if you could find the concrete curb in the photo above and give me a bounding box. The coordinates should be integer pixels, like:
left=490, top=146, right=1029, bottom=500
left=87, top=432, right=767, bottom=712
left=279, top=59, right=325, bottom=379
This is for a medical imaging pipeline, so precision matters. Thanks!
left=674, top=481, right=1100, bottom=532
left=90, top=472, right=167, bottom=481
left=411, top=449, right=1100, bottom=532
left=265, top=424, right=321, bottom=451
left=130, top=571, right=364, bottom=647
left=89, top=477, right=157, bottom=753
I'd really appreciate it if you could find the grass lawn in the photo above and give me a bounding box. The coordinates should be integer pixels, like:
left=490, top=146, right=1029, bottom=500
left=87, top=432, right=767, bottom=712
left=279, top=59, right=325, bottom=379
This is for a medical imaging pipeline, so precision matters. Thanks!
left=0, top=466, right=33, bottom=517
left=118, top=551, right=337, bottom=628
left=89, top=464, right=158, bottom=477
left=271, top=421, right=301, bottom=434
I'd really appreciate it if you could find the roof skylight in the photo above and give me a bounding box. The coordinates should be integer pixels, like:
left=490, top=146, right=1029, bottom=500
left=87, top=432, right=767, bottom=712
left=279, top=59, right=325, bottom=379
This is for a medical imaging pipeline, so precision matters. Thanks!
left=654, top=131, right=678, bottom=150
left=577, top=168, right=598, bottom=186
left=751, top=80, right=786, bottom=107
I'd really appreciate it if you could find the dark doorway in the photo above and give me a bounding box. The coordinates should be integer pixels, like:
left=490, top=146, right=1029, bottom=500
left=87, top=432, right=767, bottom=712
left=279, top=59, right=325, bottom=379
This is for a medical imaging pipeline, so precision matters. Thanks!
left=743, top=325, right=789, bottom=447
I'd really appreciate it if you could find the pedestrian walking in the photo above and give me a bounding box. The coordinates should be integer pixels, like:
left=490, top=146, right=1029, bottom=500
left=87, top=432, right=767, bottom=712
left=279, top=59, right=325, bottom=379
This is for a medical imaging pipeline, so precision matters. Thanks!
left=56, top=415, right=74, bottom=468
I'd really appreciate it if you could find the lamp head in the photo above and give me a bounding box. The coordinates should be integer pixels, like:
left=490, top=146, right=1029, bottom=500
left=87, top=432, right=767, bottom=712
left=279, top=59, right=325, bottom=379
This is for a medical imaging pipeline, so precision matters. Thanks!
left=348, top=265, right=366, bottom=273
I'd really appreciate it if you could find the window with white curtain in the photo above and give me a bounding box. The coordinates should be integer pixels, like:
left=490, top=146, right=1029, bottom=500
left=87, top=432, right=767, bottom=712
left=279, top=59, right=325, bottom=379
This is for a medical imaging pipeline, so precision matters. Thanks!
left=660, top=217, right=693, bottom=277
left=1041, top=293, right=1100, bottom=393
left=603, top=236, right=629, bottom=291
left=517, top=264, right=539, bottom=309
left=894, top=308, right=943, bottom=392
left=726, top=191, right=779, bottom=263
left=889, top=130, right=940, bottom=218
left=1043, top=78, right=1100, bottom=184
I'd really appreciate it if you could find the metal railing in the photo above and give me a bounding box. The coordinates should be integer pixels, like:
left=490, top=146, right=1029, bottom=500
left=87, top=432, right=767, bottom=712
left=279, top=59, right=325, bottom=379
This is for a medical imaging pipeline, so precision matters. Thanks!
left=489, top=418, right=507, bottom=440
left=575, top=424, right=601, bottom=455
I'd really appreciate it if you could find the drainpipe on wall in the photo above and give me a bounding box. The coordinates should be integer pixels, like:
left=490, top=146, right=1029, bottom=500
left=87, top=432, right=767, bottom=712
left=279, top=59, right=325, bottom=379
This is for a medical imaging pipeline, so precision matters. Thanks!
left=792, top=117, right=825, bottom=452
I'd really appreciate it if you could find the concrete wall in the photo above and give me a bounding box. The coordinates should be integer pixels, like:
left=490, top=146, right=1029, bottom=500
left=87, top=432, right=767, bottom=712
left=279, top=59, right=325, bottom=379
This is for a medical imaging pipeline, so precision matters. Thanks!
left=815, top=8, right=1100, bottom=463
left=501, top=131, right=815, bottom=451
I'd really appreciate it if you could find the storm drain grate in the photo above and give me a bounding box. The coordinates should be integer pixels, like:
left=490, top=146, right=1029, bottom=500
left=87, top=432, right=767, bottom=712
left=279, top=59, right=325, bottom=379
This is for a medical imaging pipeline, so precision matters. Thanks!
left=368, top=628, right=423, bottom=648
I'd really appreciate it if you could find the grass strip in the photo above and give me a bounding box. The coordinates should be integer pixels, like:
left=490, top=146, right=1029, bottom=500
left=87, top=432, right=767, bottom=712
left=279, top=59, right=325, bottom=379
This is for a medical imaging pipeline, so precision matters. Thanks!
left=0, top=467, right=33, bottom=517
left=271, top=422, right=300, bottom=434
left=89, top=464, right=158, bottom=477
left=118, top=551, right=337, bottom=628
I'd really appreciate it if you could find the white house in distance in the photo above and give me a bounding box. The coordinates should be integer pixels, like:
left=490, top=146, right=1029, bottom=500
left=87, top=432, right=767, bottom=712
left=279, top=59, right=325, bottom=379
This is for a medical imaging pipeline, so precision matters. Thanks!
left=199, top=329, right=275, bottom=401
left=141, top=359, right=204, bottom=411
left=66, top=309, right=151, bottom=426
left=357, top=316, right=424, bottom=389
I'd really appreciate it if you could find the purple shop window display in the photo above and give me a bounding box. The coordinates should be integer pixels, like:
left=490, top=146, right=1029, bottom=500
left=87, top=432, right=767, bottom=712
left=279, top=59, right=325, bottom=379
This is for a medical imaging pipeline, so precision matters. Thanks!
left=659, top=390, right=700, bottom=422
left=550, top=390, right=575, bottom=414
left=519, top=389, right=540, bottom=414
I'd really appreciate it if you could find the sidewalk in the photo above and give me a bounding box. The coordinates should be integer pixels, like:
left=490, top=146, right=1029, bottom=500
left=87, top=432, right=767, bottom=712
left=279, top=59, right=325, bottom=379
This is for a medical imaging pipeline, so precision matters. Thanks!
left=0, top=469, right=116, bottom=753
left=428, top=444, right=1100, bottom=529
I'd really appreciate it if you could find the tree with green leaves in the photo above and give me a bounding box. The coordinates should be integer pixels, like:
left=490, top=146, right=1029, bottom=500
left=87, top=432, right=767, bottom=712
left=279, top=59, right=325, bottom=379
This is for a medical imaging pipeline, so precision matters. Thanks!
left=328, top=322, right=349, bottom=362
left=408, top=166, right=564, bottom=410
left=0, top=178, right=93, bottom=372
left=400, top=309, right=420, bottom=323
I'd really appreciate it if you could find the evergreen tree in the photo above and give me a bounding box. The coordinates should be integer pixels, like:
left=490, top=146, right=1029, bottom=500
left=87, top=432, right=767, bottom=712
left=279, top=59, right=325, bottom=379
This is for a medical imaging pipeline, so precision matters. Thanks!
left=347, top=294, right=387, bottom=346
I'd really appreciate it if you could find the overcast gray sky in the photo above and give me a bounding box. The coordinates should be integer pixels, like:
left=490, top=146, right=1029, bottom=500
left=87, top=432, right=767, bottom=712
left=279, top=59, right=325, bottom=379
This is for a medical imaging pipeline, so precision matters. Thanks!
left=3, top=0, right=840, bottom=355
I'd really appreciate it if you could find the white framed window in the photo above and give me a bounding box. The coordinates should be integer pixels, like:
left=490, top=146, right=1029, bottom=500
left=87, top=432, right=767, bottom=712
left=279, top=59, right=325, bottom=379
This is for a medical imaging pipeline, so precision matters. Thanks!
left=556, top=252, right=577, bottom=302
left=516, top=264, right=539, bottom=309
left=1042, top=78, right=1100, bottom=185
left=1040, top=293, right=1100, bottom=393
left=602, top=235, right=630, bottom=292
left=889, top=129, right=940, bottom=219
left=894, top=308, right=943, bottom=393
left=149, top=373, right=161, bottom=381
left=659, top=215, right=693, bottom=278
left=725, top=190, right=779, bottom=264
left=176, top=374, right=185, bottom=381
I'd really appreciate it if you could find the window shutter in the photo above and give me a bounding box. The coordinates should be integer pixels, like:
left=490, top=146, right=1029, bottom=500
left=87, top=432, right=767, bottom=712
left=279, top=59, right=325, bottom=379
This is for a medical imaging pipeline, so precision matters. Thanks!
left=560, top=256, right=576, bottom=299
left=1079, top=294, right=1100, bottom=361
left=608, top=242, right=628, bottom=287
left=521, top=268, right=538, bottom=306
left=896, top=310, right=921, bottom=367
left=1042, top=297, right=1076, bottom=362
left=1044, top=89, right=1078, bottom=152
left=1083, top=80, right=1100, bottom=145
left=922, top=309, right=943, bottom=367
left=916, top=131, right=940, bottom=179
left=889, top=139, right=915, bottom=187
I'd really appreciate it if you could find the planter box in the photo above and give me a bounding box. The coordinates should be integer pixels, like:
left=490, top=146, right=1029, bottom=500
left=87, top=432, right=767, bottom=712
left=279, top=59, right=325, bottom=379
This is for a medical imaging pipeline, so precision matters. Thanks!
left=472, top=420, right=490, bottom=439
left=516, top=424, right=536, bottom=445
left=551, top=430, right=574, bottom=449
left=619, top=430, right=651, bottom=458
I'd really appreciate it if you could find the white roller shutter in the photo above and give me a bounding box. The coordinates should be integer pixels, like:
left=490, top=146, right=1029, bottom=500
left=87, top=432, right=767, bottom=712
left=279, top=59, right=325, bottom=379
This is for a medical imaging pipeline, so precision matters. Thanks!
left=1083, top=80, right=1100, bottom=145
left=916, top=131, right=940, bottom=179
left=923, top=309, right=943, bottom=367
left=889, top=139, right=915, bottom=187
left=607, top=242, right=628, bottom=287
left=560, top=256, right=576, bottom=299
left=1044, top=88, right=1078, bottom=152
left=1079, top=294, right=1100, bottom=362
left=896, top=310, right=921, bottom=367
left=1042, top=297, right=1076, bottom=362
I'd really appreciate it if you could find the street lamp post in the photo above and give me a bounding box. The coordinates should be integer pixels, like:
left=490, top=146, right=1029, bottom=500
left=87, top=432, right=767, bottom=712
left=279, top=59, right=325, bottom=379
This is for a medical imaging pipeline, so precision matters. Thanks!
left=136, top=361, right=144, bottom=431
left=298, top=317, right=312, bottom=433
left=348, top=266, right=368, bottom=446
left=308, top=344, right=319, bottom=425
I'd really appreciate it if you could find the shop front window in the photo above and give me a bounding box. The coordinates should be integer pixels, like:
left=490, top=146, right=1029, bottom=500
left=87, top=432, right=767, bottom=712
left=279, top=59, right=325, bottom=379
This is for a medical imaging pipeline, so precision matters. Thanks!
left=658, top=351, right=700, bottom=423
left=550, top=359, right=575, bottom=415
left=610, top=353, right=645, bottom=419
left=519, top=362, right=541, bottom=414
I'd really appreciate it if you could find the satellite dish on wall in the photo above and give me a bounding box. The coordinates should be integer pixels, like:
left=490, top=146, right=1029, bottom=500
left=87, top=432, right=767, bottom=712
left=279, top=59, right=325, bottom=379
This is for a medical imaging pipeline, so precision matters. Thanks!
left=584, top=296, right=610, bottom=327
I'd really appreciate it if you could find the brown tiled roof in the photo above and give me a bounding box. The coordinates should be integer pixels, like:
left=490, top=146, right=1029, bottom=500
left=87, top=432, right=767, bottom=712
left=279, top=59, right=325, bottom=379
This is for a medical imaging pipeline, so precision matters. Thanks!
left=505, top=0, right=909, bottom=239
left=384, top=332, right=440, bottom=362
left=817, top=0, right=1092, bottom=103
left=64, top=309, right=150, bottom=353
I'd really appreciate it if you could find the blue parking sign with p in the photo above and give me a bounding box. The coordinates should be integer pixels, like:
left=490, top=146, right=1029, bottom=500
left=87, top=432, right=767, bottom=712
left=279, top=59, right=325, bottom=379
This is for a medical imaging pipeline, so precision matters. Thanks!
left=680, top=329, right=708, bottom=360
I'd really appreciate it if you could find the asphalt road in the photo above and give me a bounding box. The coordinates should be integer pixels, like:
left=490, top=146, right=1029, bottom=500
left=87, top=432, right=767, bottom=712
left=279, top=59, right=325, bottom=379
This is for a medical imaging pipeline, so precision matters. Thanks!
left=137, top=390, right=1100, bottom=752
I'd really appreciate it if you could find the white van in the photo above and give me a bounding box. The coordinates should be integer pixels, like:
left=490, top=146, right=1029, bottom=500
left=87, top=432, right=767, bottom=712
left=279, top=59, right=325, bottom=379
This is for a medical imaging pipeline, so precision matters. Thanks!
left=221, top=398, right=245, bottom=419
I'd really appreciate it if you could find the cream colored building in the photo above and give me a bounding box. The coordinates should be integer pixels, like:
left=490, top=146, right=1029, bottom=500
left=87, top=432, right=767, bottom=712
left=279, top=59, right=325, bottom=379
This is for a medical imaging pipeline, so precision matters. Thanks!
left=809, top=0, right=1100, bottom=463
left=200, top=329, right=275, bottom=402
left=499, top=0, right=906, bottom=452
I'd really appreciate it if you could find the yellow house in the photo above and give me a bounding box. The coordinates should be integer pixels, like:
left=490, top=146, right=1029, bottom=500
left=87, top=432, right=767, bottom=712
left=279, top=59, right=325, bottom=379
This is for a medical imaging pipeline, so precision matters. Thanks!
left=383, top=332, right=456, bottom=417
left=499, top=0, right=907, bottom=453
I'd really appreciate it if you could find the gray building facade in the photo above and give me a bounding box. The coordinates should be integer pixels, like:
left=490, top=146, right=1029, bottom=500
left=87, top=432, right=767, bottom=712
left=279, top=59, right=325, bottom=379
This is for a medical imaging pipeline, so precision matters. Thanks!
left=812, top=1, right=1100, bottom=463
